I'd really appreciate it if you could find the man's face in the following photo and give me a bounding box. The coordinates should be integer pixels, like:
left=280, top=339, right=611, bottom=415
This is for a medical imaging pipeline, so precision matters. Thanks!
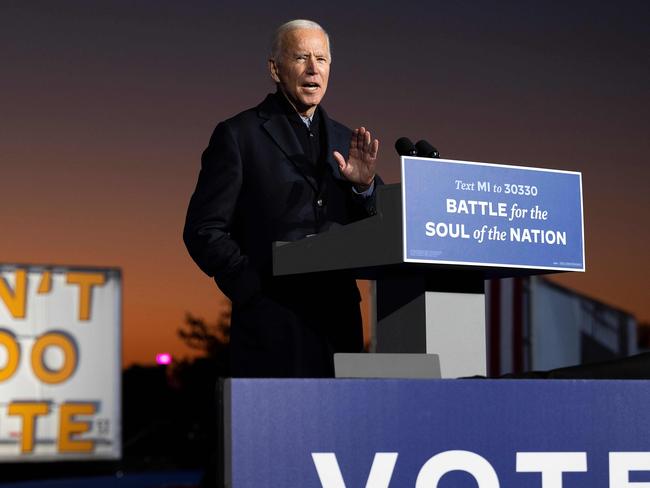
left=269, top=28, right=331, bottom=116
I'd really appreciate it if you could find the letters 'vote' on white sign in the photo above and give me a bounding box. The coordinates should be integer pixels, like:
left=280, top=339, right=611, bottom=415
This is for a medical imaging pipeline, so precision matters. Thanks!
left=0, top=265, right=121, bottom=461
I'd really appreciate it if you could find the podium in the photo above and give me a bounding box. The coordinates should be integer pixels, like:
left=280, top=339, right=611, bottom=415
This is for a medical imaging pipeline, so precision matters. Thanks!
left=220, top=157, right=588, bottom=488
left=273, top=157, right=585, bottom=378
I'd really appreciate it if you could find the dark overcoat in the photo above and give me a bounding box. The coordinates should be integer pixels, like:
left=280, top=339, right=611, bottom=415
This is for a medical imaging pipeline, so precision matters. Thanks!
left=184, top=93, right=377, bottom=377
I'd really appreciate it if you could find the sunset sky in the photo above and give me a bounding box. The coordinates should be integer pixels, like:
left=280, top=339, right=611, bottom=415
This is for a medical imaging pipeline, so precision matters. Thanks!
left=2, top=1, right=648, bottom=366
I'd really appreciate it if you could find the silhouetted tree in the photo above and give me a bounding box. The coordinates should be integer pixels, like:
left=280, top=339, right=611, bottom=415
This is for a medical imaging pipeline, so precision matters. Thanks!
left=178, top=302, right=231, bottom=358
left=175, top=302, right=233, bottom=486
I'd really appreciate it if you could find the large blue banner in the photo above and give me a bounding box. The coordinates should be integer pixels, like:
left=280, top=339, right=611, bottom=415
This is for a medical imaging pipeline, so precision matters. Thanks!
left=401, top=157, right=585, bottom=271
left=227, top=379, right=650, bottom=487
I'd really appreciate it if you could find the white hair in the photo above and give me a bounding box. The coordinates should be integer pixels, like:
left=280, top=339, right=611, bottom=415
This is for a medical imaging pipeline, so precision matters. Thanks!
left=270, top=19, right=331, bottom=62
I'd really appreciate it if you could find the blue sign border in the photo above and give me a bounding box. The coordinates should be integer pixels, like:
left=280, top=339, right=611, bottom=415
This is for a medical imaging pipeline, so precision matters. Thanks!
left=401, top=156, right=585, bottom=272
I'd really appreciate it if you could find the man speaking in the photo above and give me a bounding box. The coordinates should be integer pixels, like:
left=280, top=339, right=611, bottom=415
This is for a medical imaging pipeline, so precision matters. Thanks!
left=184, top=19, right=380, bottom=378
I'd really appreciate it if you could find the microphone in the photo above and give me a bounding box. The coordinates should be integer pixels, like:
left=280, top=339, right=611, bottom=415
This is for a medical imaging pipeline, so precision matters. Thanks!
left=415, top=140, right=440, bottom=158
left=395, top=137, right=417, bottom=156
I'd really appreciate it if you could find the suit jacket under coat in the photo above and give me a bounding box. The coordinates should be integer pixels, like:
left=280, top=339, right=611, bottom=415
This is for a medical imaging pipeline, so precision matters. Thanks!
left=183, top=93, right=376, bottom=310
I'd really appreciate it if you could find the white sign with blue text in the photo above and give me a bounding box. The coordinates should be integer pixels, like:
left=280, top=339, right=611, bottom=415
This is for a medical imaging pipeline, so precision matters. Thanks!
left=401, top=157, right=585, bottom=271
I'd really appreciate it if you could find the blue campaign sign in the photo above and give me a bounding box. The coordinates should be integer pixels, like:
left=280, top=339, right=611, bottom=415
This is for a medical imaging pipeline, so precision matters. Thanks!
left=401, top=157, right=585, bottom=271
left=226, top=379, right=650, bottom=488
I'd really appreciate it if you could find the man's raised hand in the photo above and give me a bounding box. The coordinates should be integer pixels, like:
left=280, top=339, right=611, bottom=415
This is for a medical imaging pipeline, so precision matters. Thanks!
left=333, top=126, right=379, bottom=192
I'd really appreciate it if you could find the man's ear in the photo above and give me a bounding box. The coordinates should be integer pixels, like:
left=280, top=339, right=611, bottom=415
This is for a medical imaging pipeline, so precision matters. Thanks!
left=268, top=59, right=281, bottom=83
